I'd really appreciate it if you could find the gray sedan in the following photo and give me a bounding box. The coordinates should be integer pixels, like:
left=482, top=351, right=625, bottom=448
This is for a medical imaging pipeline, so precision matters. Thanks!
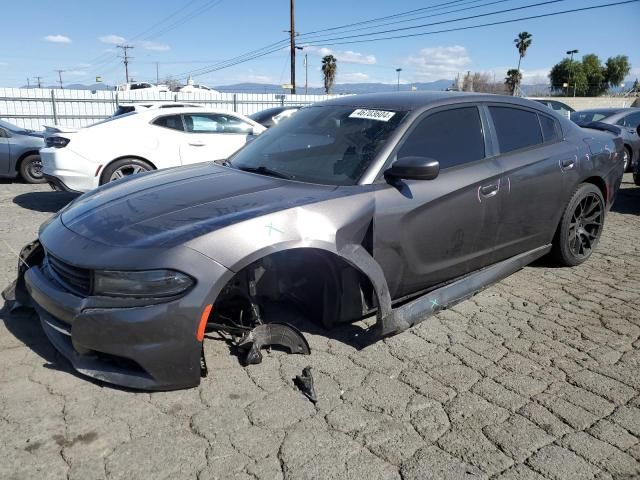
left=0, top=119, right=46, bottom=183
left=571, top=108, right=640, bottom=172
left=6, top=92, right=625, bottom=390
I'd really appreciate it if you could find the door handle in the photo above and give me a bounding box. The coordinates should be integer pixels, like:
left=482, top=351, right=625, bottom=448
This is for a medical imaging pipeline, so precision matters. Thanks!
left=560, top=158, right=576, bottom=171
left=480, top=183, right=499, bottom=197
left=189, top=142, right=205, bottom=147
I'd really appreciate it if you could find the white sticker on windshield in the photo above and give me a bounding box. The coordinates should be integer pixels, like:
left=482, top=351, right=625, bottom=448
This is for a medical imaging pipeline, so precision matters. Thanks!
left=349, top=109, right=396, bottom=122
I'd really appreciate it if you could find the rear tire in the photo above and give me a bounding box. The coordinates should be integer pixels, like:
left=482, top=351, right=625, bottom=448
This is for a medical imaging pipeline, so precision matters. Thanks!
left=622, top=146, right=631, bottom=172
left=19, top=154, right=46, bottom=184
left=100, top=158, right=153, bottom=185
left=552, top=183, right=605, bottom=267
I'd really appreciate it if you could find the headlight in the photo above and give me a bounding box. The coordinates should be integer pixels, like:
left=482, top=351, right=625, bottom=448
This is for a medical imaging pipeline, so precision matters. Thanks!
left=93, top=269, right=194, bottom=297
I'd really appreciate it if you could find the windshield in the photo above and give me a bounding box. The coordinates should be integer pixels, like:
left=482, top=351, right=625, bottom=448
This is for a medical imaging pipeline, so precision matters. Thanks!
left=0, top=119, right=28, bottom=133
left=570, top=111, right=613, bottom=124
left=230, top=105, right=408, bottom=186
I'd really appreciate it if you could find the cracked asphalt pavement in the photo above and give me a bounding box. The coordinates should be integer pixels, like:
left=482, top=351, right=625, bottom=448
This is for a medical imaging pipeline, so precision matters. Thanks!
left=1, top=176, right=639, bottom=480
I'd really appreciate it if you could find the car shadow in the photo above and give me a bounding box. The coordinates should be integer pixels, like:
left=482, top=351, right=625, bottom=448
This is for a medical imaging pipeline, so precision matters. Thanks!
left=0, top=298, right=145, bottom=392
left=0, top=300, right=80, bottom=378
left=611, top=185, right=640, bottom=216
left=13, top=191, right=79, bottom=213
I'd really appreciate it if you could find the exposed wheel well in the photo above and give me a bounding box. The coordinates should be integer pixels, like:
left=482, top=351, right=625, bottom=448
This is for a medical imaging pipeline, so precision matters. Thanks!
left=212, top=248, right=376, bottom=330
left=14, top=150, right=40, bottom=173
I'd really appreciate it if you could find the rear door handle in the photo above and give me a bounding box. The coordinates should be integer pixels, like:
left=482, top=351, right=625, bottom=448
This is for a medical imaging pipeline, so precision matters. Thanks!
left=189, top=142, right=205, bottom=147
left=560, top=158, right=576, bottom=170
left=480, top=183, right=499, bottom=197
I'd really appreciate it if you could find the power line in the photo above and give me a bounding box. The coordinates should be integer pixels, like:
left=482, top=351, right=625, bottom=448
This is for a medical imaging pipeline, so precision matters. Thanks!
left=302, top=0, right=639, bottom=47
left=298, top=0, right=488, bottom=37
left=296, top=0, right=516, bottom=42
left=300, top=0, right=573, bottom=45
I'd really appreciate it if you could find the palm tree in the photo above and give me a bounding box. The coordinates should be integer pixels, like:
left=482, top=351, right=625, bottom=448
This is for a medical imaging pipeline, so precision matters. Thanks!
left=321, top=55, right=337, bottom=94
left=513, top=31, right=532, bottom=95
left=504, top=69, right=522, bottom=95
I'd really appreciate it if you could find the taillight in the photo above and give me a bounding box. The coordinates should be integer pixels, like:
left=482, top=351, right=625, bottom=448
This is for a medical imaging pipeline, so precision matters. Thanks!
left=45, top=136, right=70, bottom=148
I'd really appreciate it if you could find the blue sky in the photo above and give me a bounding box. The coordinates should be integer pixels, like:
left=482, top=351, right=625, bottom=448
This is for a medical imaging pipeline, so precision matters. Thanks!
left=0, top=0, right=638, bottom=88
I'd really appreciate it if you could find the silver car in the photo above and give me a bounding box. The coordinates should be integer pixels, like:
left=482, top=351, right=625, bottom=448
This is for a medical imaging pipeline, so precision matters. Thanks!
left=571, top=108, right=640, bottom=172
left=0, top=119, right=46, bottom=183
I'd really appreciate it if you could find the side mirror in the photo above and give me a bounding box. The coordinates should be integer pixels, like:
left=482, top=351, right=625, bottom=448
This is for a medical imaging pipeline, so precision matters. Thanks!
left=385, top=156, right=440, bottom=181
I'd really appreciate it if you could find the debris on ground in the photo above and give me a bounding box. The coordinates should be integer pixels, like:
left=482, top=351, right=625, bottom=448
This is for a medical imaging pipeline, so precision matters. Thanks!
left=294, top=366, right=318, bottom=404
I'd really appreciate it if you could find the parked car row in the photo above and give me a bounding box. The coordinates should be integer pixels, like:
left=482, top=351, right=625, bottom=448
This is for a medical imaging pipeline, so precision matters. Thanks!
left=0, top=103, right=302, bottom=188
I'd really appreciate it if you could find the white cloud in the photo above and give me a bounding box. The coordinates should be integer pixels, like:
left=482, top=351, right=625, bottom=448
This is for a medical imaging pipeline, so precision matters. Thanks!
left=64, top=70, right=87, bottom=77
left=305, top=46, right=376, bottom=65
left=341, top=72, right=369, bottom=83
left=139, top=41, right=170, bottom=51
left=44, top=34, right=72, bottom=44
left=404, top=45, right=470, bottom=81
left=99, top=34, right=126, bottom=45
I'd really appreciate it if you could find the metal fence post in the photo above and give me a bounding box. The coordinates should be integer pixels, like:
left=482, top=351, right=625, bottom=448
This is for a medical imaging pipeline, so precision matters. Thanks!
left=50, top=89, right=58, bottom=124
left=233, top=94, right=237, bottom=112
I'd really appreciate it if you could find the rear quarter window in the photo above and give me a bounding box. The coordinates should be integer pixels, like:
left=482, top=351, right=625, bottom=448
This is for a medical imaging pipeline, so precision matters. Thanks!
left=539, top=114, right=561, bottom=143
left=489, top=106, right=543, bottom=153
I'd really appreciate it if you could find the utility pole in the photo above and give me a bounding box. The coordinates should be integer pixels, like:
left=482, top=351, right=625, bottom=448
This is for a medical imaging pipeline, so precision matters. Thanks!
left=155, top=62, right=160, bottom=85
left=55, top=69, right=65, bottom=89
left=34, top=76, right=43, bottom=88
left=566, top=49, right=578, bottom=97
left=117, top=44, right=134, bottom=84
left=289, top=0, right=296, bottom=94
left=304, top=53, right=308, bottom=95
left=26, top=78, right=30, bottom=88
left=396, top=68, right=402, bottom=91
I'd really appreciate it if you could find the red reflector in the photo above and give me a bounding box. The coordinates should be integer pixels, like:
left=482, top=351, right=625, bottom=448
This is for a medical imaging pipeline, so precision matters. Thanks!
left=197, top=304, right=213, bottom=342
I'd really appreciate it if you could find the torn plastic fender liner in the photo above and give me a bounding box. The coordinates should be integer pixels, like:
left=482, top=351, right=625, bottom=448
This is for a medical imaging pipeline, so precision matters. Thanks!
left=237, top=322, right=311, bottom=365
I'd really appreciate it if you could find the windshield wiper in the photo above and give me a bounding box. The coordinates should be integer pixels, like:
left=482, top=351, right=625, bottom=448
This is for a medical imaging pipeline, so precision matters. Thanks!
left=237, top=165, right=293, bottom=180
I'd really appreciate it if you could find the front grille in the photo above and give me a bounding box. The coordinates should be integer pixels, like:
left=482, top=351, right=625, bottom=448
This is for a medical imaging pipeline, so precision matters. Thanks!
left=46, top=253, right=91, bottom=296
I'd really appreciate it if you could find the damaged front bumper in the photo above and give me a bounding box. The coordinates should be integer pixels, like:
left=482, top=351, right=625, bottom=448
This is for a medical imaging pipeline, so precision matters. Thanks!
left=5, top=230, right=232, bottom=391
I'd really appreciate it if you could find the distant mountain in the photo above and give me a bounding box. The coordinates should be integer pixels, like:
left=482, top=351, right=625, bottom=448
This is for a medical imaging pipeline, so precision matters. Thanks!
left=212, top=80, right=455, bottom=94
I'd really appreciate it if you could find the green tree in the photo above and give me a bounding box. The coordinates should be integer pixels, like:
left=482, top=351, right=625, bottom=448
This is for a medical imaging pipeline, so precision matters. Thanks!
left=513, top=31, right=532, bottom=94
left=505, top=69, right=522, bottom=95
left=581, top=54, right=606, bottom=96
left=605, top=55, right=631, bottom=88
left=549, top=58, right=588, bottom=96
left=321, top=55, right=337, bottom=94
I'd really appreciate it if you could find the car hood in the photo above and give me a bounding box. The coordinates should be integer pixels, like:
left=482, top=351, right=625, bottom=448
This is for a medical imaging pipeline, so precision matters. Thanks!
left=59, top=163, right=345, bottom=248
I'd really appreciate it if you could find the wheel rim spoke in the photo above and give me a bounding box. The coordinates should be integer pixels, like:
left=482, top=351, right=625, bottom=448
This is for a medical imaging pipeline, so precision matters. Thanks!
left=567, top=192, right=603, bottom=259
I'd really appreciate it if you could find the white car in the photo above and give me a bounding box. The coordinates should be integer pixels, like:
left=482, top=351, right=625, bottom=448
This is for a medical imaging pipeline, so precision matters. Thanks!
left=41, top=108, right=265, bottom=193
left=116, top=82, right=171, bottom=93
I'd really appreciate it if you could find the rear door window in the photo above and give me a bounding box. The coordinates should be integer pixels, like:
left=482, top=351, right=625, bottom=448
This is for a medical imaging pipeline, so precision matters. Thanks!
left=397, top=106, right=485, bottom=169
left=489, top=106, right=543, bottom=153
left=153, top=115, right=184, bottom=131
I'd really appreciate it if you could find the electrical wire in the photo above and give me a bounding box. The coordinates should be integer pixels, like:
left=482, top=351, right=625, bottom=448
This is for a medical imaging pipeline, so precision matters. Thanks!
left=302, top=0, right=639, bottom=47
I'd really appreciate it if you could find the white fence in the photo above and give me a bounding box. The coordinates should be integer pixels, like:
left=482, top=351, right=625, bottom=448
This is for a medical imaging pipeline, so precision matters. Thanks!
left=0, top=88, right=335, bottom=130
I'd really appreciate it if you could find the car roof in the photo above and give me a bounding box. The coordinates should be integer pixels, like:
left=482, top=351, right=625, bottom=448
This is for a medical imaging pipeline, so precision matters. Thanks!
left=136, top=107, right=247, bottom=117
left=319, top=91, right=546, bottom=112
